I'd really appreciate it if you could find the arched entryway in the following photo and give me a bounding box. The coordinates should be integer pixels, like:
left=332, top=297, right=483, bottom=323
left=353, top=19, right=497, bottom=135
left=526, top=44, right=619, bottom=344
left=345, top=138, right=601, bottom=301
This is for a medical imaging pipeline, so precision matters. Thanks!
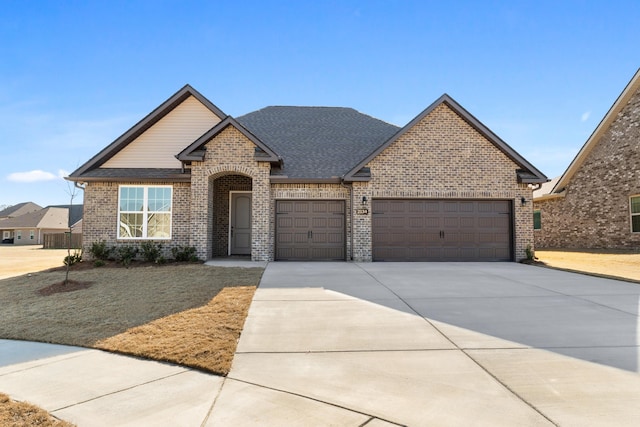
left=210, top=173, right=252, bottom=258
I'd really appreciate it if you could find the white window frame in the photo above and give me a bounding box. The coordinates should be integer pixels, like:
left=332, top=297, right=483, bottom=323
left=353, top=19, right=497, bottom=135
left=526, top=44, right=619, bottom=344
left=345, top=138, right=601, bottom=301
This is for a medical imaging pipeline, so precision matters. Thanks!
left=16, top=231, right=21, bottom=240
left=118, top=185, right=173, bottom=240
left=29, top=230, right=35, bottom=240
left=3, top=231, right=9, bottom=239
left=630, top=195, right=640, bottom=233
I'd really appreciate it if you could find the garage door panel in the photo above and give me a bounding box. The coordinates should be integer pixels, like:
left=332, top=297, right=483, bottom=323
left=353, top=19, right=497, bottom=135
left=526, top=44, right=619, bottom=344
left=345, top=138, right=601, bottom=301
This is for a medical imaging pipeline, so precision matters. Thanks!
left=372, top=199, right=512, bottom=261
left=276, top=200, right=345, bottom=261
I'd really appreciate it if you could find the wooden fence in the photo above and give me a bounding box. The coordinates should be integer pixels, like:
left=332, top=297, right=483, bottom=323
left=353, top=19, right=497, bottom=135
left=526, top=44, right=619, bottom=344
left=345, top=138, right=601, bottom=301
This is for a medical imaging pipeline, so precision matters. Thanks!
left=43, top=233, right=82, bottom=249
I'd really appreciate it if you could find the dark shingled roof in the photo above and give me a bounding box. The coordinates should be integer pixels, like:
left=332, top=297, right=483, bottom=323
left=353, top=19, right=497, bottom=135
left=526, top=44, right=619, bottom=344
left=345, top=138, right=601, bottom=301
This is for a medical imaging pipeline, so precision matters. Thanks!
left=74, top=168, right=190, bottom=182
left=236, top=106, right=400, bottom=179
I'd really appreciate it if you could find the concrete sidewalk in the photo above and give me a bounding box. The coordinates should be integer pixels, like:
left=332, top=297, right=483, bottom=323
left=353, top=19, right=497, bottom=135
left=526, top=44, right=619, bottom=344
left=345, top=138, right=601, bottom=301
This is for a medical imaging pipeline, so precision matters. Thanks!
left=0, top=341, right=222, bottom=426
left=2, top=262, right=640, bottom=425
left=211, top=262, right=640, bottom=426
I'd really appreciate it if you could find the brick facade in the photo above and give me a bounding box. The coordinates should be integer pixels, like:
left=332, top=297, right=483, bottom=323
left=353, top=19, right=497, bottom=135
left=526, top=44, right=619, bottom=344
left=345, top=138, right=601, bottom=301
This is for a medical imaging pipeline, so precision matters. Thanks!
left=355, top=104, right=534, bottom=261
left=82, top=181, right=191, bottom=259
left=80, top=98, right=539, bottom=263
left=534, top=88, right=640, bottom=249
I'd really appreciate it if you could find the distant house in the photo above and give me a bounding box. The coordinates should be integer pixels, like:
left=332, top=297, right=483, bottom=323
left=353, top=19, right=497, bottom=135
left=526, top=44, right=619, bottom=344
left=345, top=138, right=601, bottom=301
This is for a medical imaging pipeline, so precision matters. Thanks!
left=67, top=85, right=546, bottom=262
left=533, top=68, right=640, bottom=249
left=0, top=202, right=42, bottom=220
left=0, top=206, right=81, bottom=245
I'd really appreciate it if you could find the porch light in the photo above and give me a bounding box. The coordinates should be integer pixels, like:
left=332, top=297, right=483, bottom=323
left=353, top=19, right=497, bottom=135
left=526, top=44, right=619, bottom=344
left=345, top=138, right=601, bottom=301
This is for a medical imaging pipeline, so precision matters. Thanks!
left=521, top=197, right=527, bottom=205
left=362, top=196, right=368, bottom=205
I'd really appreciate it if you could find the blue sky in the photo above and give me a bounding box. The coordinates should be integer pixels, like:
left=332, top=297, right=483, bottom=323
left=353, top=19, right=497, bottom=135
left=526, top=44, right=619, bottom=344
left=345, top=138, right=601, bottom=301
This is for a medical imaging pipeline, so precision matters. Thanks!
left=1, top=1, right=638, bottom=207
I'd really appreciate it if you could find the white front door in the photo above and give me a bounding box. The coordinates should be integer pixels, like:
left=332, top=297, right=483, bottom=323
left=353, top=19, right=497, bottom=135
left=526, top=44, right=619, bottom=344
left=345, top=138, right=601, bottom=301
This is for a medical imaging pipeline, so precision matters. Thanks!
left=230, top=192, right=252, bottom=255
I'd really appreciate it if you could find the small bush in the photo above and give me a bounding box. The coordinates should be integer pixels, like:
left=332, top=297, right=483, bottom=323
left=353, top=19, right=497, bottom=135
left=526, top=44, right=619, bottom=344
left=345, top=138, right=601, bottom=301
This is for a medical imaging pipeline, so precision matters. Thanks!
left=171, top=246, right=199, bottom=262
left=117, top=245, right=139, bottom=267
left=525, top=244, right=535, bottom=261
left=63, top=250, right=82, bottom=266
left=89, top=240, right=112, bottom=261
left=94, top=259, right=106, bottom=268
left=140, top=241, right=163, bottom=263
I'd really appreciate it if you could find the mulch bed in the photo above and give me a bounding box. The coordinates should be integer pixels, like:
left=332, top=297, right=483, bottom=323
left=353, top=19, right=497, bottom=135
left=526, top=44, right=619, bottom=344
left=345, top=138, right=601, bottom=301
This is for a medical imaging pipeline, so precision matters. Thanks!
left=38, top=280, right=93, bottom=296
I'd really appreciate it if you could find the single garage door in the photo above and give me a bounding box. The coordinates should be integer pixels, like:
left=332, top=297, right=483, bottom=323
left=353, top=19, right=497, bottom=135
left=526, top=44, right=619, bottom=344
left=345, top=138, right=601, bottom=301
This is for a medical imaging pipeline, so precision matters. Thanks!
left=276, top=200, right=345, bottom=261
left=372, top=199, right=512, bottom=261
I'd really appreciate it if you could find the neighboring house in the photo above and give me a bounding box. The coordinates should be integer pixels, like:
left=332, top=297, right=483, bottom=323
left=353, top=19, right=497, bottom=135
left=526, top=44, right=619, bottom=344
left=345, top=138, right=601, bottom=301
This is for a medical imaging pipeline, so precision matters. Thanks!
left=0, top=207, right=70, bottom=245
left=533, top=68, right=640, bottom=249
left=0, top=202, right=42, bottom=220
left=49, top=204, right=84, bottom=234
left=67, top=85, right=546, bottom=262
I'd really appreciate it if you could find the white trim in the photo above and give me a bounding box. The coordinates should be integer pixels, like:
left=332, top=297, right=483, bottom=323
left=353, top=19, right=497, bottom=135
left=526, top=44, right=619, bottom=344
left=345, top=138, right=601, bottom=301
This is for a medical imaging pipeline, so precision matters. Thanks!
left=117, top=184, right=173, bottom=240
left=228, top=191, right=252, bottom=255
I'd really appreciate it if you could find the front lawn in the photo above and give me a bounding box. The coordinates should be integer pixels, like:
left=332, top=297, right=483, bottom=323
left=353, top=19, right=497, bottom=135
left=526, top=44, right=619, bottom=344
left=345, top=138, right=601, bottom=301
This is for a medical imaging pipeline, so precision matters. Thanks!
left=0, top=263, right=262, bottom=374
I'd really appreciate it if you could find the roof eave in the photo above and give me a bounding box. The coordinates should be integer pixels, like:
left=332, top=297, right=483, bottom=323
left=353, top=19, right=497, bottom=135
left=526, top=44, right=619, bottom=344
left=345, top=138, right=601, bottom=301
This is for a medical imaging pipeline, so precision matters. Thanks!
left=70, top=84, right=226, bottom=177
left=270, top=176, right=342, bottom=184
left=552, top=68, right=640, bottom=193
left=344, top=94, right=547, bottom=183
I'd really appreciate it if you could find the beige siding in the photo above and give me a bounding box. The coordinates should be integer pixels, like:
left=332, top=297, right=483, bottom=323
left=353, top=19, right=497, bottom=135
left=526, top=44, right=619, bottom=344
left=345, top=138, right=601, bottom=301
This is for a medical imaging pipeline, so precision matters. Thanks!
left=103, top=96, right=221, bottom=169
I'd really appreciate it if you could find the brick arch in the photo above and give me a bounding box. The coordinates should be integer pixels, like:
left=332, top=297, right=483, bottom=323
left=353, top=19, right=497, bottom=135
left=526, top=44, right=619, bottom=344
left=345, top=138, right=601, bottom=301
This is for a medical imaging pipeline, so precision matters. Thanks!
left=205, top=164, right=258, bottom=180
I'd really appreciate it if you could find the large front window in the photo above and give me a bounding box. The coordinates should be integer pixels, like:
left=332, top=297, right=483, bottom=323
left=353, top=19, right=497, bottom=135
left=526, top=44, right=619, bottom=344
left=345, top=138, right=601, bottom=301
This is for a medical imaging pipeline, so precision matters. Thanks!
left=118, top=185, right=172, bottom=239
left=631, top=196, right=640, bottom=233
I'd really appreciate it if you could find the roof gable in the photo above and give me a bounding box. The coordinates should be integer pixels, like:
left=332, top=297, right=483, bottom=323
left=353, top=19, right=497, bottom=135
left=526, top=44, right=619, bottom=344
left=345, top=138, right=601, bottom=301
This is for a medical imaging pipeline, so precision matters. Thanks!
left=69, top=85, right=226, bottom=178
left=0, top=207, right=68, bottom=229
left=345, top=94, right=547, bottom=183
left=176, top=116, right=281, bottom=164
left=550, top=68, right=640, bottom=194
left=0, top=202, right=42, bottom=218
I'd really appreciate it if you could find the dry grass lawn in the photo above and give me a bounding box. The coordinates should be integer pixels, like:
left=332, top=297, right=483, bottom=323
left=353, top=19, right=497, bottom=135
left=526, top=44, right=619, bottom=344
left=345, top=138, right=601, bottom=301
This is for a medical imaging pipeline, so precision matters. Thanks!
left=0, top=245, right=69, bottom=280
left=0, top=392, right=75, bottom=427
left=535, top=249, right=640, bottom=282
left=0, top=261, right=261, bottom=425
left=95, top=286, right=256, bottom=374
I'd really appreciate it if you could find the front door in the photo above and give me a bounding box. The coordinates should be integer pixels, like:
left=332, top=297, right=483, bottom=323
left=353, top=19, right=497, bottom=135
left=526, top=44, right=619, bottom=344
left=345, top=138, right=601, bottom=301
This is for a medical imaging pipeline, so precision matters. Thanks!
left=230, top=192, right=252, bottom=255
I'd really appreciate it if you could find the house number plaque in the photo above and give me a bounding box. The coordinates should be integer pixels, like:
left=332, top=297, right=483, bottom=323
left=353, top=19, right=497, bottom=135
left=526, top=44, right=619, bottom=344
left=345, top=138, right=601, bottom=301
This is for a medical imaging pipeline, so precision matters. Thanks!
left=356, top=208, right=369, bottom=215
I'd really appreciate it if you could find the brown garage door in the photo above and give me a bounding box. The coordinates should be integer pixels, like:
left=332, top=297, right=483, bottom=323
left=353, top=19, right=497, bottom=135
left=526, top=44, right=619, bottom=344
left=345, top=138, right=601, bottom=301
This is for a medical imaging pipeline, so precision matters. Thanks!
left=372, top=199, right=512, bottom=261
left=276, top=200, right=345, bottom=261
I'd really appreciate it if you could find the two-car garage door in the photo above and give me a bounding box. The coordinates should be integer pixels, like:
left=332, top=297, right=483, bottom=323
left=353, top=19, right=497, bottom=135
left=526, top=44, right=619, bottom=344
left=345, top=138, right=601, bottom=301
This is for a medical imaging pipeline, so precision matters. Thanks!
left=372, top=199, right=512, bottom=261
left=275, top=199, right=513, bottom=261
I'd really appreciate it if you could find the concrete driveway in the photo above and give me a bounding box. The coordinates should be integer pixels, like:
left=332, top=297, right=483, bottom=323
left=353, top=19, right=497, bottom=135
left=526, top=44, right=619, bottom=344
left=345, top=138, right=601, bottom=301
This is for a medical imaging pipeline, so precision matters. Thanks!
left=212, top=262, right=640, bottom=426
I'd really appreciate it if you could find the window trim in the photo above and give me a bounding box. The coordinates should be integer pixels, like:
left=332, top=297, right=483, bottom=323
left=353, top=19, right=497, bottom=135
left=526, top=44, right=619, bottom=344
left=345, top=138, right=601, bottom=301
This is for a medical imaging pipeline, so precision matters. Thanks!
left=16, top=231, right=21, bottom=240
left=29, top=230, right=35, bottom=240
left=630, top=195, right=640, bottom=233
left=533, top=210, right=541, bottom=230
left=117, top=185, right=173, bottom=240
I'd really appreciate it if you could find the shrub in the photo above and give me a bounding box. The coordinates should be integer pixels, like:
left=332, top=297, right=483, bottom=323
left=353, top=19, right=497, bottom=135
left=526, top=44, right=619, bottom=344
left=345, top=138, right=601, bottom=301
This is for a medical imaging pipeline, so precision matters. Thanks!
left=171, top=245, right=199, bottom=262
left=525, top=244, right=535, bottom=261
left=140, top=241, right=163, bottom=263
left=89, top=240, right=112, bottom=261
left=117, top=245, right=139, bottom=267
left=63, top=250, right=82, bottom=266
left=94, top=259, right=106, bottom=268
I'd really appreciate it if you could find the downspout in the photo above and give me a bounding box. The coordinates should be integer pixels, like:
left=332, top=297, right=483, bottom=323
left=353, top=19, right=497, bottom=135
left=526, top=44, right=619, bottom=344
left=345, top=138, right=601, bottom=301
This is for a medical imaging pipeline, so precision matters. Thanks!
left=340, top=180, right=355, bottom=261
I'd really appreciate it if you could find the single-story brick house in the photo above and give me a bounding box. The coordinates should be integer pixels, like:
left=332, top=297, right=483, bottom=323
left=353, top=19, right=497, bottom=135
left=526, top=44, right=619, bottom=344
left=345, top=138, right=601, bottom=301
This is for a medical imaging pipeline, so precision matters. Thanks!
left=67, top=85, right=546, bottom=262
left=533, top=68, right=640, bottom=248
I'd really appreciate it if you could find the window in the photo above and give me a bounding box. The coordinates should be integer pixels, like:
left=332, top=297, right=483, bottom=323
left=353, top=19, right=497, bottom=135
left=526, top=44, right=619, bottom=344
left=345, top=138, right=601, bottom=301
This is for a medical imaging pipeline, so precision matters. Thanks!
left=29, top=230, right=34, bottom=240
left=533, top=210, right=541, bottom=230
left=2, top=231, right=9, bottom=239
left=16, top=231, right=21, bottom=240
left=118, top=185, right=172, bottom=239
left=631, top=196, right=640, bottom=233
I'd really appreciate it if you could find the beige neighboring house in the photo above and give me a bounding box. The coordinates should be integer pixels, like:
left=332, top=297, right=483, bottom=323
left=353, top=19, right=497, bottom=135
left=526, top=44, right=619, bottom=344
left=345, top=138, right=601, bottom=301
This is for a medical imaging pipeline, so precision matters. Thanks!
left=533, top=68, right=640, bottom=248
left=0, top=202, right=42, bottom=220
left=67, top=85, right=547, bottom=262
left=0, top=207, right=70, bottom=245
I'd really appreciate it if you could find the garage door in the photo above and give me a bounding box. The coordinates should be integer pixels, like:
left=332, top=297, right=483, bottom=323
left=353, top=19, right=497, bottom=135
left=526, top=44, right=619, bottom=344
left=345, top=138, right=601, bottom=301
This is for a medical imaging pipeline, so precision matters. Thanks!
left=372, top=199, right=512, bottom=261
left=276, top=200, right=345, bottom=261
